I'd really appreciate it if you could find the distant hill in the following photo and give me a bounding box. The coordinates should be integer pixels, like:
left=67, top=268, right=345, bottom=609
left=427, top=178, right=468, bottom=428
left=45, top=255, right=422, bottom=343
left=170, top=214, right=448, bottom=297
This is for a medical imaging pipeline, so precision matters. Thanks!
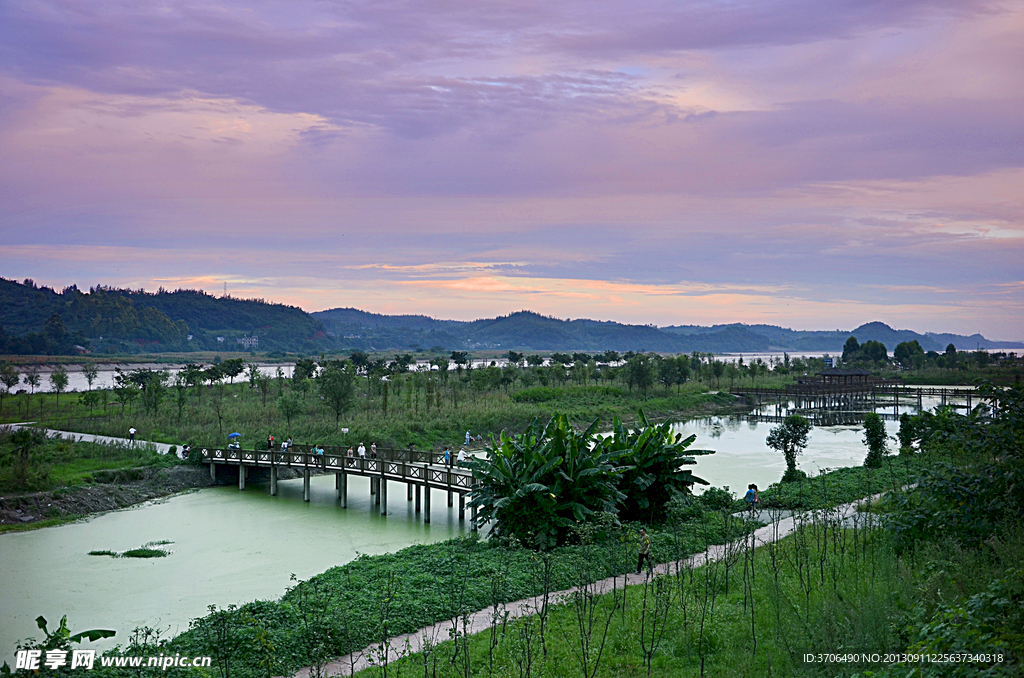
left=3, top=276, right=1020, bottom=355
left=313, top=309, right=772, bottom=352
left=663, top=321, right=1023, bottom=353
left=0, top=277, right=332, bottom=354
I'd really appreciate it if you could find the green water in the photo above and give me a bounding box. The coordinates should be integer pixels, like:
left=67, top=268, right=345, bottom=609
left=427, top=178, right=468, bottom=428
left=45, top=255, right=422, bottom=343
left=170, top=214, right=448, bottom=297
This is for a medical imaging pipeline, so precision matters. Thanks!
left=0, top=474, right=468, bottom=659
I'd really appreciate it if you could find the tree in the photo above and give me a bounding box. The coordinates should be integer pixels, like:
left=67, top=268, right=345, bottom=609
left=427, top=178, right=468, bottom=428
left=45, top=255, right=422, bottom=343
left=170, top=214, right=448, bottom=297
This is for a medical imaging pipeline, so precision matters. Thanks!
left=766, top=415, right=812, bottom=482
left=624, top=353, right=657, bottom=397
left=894, top=340, right=925, bottom=370
left=246, top=363, right=261, bottom=388
left=317, top=362, right=355, bottom=428
left=860, top=340, right=888, bottom=364
left=842, top=336, right=860, bottom=363
left=134, top=369, right=168, bottom=415
left=277, top=392, right=303, bottom=434
left=0, top=362, right=19, bottom=414
left=82, top=363, right=98, bottom=391
left=220, top=358, right=246, bottom=383
left=49, top=364, right=69, bottom=407
left=600, top=410, right=713, bottom=523
left=711, top=360, right=726, bottom=388
left=862, top=412, right=888, bottom=468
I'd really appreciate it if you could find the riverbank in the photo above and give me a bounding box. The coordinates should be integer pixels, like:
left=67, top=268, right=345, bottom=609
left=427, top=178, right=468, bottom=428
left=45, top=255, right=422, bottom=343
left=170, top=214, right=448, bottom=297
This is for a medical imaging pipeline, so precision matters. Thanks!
left=0, top=464, right=216, bottom=532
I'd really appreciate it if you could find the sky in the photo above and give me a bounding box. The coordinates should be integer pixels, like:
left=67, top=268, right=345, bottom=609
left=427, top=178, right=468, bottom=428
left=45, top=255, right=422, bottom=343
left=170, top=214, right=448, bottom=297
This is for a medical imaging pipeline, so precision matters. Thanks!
left=1, top=0, right=1023, bottom=339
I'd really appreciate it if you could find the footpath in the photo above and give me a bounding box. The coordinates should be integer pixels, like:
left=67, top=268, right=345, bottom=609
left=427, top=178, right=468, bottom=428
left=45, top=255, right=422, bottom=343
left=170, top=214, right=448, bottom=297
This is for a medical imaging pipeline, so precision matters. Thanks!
left=6, top=423, right=180, bottom=456
left=294, top=492, right=886, bottom=678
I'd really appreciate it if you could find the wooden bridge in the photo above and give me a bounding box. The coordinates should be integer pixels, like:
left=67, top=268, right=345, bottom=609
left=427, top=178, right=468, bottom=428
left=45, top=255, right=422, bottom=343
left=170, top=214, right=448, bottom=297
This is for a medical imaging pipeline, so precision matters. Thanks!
left=201, top=445, right=479, bottom=530
left=732, top=384, right=980, bottom=425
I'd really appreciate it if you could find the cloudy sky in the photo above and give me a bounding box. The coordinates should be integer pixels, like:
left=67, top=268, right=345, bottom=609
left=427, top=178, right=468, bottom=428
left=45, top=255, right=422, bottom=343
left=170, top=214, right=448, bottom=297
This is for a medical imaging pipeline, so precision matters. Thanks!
left=2, top=0, right=1022, bottom=338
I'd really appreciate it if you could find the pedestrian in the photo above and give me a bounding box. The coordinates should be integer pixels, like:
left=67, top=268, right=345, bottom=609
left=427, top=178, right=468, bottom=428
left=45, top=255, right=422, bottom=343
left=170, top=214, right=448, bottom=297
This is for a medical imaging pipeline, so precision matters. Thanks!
left=465, top=430, right=472, bottom=445
left=347, top=446, right=354, bottom=457
left=315, top=444, right=324, bottom=456
left=744, top=484, right=760, bottom=516
left=358, top=443, right=366, bottom=459
left=637, top=528, right=651, bottom=574
left=370, top=442, right=377, bottom=458
left=267, top=434, right=274, bottom=450
left=286, top=437, right=293, bottom=449
left=457, top=448, right=467, bottom=465
left=128, top=427, right=136, bottom=443
left=443, top=447, right=451, bottom=466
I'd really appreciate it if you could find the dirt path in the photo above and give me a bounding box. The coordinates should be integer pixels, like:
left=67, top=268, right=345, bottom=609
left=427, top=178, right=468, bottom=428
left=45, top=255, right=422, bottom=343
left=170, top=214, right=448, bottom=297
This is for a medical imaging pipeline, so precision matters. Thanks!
left=294, top=492, right=885, bottom=678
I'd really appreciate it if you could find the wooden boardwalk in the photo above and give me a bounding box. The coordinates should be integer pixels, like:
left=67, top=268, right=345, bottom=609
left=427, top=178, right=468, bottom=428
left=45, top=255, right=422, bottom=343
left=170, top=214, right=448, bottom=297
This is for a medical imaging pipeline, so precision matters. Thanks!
left=732, top=383, right=979, bottom=424
left=201, top=446, right=479, bottom=529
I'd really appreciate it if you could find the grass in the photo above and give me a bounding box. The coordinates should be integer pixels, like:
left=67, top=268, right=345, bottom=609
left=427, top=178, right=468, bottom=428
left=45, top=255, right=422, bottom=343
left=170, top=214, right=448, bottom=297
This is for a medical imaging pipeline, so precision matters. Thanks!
left=0, top=378, right=741, bottom=453
left=352, top=517, right=1023, bottom=677
left=0, top=426, right=176, bottom=494
left=88, top=542, right=173, bottom=558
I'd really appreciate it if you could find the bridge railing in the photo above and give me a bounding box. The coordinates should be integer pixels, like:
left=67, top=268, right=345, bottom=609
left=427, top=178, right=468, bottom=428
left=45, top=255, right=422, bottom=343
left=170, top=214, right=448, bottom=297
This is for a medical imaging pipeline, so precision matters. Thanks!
left=200, top=447, right=477, bottom=487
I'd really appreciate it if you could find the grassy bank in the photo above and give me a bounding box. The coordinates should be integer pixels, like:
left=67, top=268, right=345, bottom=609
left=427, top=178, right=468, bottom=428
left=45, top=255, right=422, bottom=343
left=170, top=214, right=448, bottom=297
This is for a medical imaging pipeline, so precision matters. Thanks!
left=0, top=381, right=740, bottom=451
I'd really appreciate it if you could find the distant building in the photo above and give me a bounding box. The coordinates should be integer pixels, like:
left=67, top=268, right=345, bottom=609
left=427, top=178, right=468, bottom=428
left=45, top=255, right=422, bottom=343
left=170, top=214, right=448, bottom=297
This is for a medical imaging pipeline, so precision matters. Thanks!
left=216, top=336, right=225, bottom=343
left=236, top=335, right=259, bottom=349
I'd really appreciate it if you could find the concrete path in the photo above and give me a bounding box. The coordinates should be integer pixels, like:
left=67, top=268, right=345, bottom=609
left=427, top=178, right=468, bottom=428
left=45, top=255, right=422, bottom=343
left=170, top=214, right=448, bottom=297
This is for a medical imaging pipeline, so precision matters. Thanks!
left=294, top=493, right=885, bottom=678
left=5, top=423, right=180, bottom=457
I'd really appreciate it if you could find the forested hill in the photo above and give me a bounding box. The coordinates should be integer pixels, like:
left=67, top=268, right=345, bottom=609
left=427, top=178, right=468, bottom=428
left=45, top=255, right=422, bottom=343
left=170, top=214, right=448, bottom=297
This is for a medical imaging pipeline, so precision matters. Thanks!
left=318, top=308, right=1023, bottom=353
left=3, top=276, right=1020, bottom=355
left=313, top=309, right=772, bottom=352
left=0, top=278, right=331, bottom=354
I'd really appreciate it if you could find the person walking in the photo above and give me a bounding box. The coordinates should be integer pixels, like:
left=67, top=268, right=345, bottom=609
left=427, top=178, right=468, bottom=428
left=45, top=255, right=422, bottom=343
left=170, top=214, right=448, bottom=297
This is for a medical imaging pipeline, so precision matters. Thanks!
left=744, top=484, right=760, bottom=517
left=358, top=443, right=366, bottom=459
left=370, top=442, right=377, bottom=458
left=128, top=427, right=136, bottom=443
left=637, top=528, right=651, bottom=574
left=267, top=434, right=274, bottom=450
left=465, top=430, right=472, bottom=445
left=456, top=448, right=467, bottom=465
left=443, top=447, right=451, bottom=466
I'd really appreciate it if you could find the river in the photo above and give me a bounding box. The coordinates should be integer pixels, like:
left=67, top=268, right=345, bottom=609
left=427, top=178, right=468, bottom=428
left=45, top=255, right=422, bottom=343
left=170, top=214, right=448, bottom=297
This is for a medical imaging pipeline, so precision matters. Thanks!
left=0, top=474, right=469, bottom=658
left=0, top=393, right=946, bottom=661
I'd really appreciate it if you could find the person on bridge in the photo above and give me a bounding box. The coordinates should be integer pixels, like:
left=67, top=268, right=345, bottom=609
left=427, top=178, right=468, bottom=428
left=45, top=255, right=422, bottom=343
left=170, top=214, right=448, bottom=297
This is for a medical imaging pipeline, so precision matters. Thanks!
left=443, top=447, right=451, bottom=466
left=267, top=434, right=274, bottom=450
left=370, top=442, right=377, bottom=458
left=347, top=446, right=354, bottom=457
left=315, top=444, right=324, bottom=455
left=358, top=443, right=366, bottom=459
left=457, top=449, right=467, bottom=465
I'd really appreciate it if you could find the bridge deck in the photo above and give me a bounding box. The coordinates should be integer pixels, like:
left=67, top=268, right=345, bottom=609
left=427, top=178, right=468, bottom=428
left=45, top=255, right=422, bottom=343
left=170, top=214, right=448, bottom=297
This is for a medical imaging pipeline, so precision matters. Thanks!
left=201, top=447, right=479, bottom=529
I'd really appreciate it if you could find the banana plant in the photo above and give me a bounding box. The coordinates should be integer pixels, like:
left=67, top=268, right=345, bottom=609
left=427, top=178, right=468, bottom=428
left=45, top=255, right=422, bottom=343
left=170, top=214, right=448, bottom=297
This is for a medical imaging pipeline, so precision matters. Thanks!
left=467, top=414, right=624, bottom=550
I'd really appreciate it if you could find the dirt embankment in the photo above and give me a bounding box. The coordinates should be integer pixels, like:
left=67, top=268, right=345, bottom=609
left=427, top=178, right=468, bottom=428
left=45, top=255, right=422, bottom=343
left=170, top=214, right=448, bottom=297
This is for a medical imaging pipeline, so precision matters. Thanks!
left=2, top=465, right=243, bottom=527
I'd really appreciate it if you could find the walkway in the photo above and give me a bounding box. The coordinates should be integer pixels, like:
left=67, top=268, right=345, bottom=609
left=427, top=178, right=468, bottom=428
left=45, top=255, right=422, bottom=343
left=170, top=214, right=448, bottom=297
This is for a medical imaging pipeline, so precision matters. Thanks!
left=293, top=491, right=887, bottom=678
left=5, top=423, right=180, bottom=456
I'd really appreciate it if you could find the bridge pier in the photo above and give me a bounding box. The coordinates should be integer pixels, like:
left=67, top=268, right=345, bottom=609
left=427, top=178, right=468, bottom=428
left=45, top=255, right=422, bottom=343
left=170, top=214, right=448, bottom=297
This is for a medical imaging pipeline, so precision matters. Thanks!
left=270, top=466, right=278, bottom=496
left=370, top=477, right=376, bottom=495
left=337, top=471, right=347, bottom=507
left=458, top=493, right=465, bottom=520
left=303, top=468, right=310, bottom=502
left=407, top=483, right=413, bottom=501
left=210, top=462, right=216, bottom=481
left=415, top=484, right=421, bottom=513
left=424, top=486, right=431, bottom=523
left=380, top=478, right=388, bottom=516
left=471, top=505, right=477, bottom=532
left=374, top=478, right=380, bottom=505
left=238, top=464, right=246, bottom=490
